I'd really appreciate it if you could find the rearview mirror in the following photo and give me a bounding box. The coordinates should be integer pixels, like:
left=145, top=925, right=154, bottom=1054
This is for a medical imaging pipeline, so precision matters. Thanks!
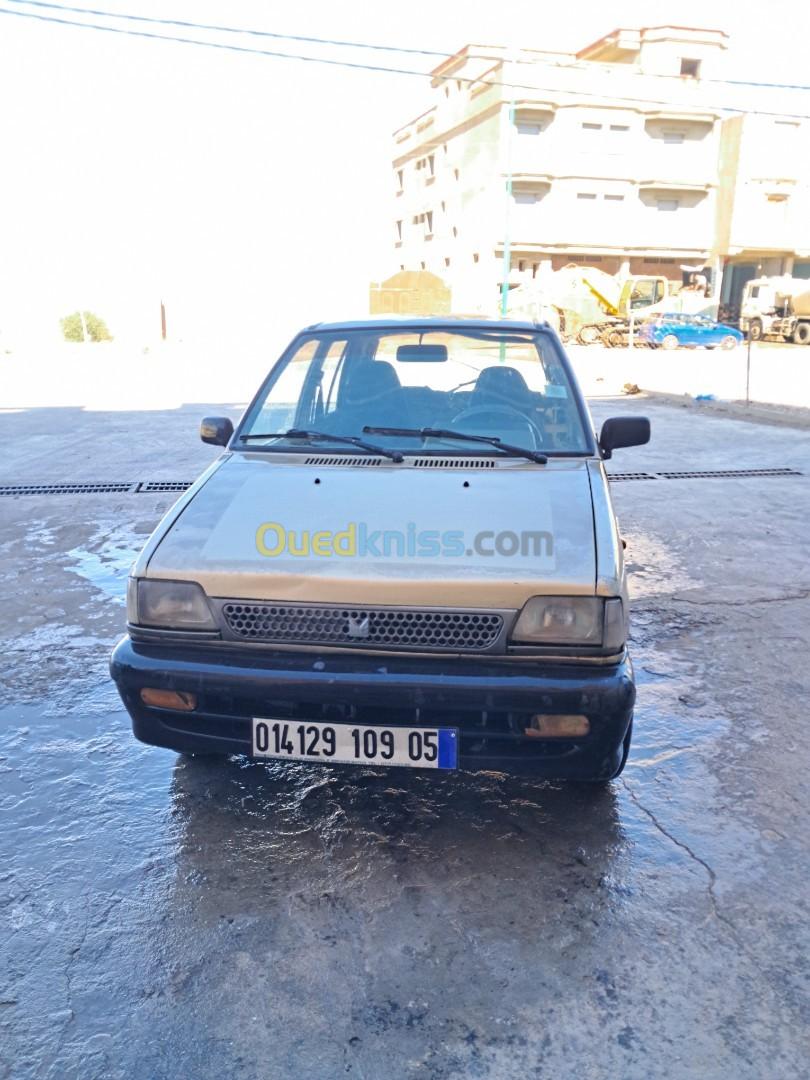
left=396, top=344, right=448, bottom=363
left=599, top=416, right=650, bottom=459
left=200, top=416, right=234, bottom=447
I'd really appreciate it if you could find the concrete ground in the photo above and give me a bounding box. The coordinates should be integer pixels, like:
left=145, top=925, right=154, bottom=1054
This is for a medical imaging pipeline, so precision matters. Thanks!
left=1, top=394, right=810, bottom=1079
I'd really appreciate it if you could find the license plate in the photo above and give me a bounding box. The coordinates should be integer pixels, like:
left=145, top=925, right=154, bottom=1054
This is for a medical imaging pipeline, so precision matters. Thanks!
left=251, top=718, right=458, bottom=769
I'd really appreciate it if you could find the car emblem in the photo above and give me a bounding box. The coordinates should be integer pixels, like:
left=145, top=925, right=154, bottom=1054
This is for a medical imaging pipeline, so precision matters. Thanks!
left=347, top=614, right=370, bottom=639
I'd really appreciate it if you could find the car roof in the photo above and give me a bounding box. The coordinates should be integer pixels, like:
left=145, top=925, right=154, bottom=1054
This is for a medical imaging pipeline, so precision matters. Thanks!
left=302, top=315, right=551, bottom=333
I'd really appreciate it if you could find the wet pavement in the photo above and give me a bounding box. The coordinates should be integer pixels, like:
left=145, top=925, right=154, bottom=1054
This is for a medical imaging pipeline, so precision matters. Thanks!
left=2, top=398, right=810, bottom=1078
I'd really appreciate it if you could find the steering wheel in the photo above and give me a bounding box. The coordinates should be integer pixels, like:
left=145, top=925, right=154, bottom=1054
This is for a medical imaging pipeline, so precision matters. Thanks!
left=448, top=405, right=543, bottom=449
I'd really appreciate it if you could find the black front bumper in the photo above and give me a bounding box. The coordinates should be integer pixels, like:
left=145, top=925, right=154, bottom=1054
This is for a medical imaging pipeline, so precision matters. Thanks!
left=110, top=637, right=635, bottom=780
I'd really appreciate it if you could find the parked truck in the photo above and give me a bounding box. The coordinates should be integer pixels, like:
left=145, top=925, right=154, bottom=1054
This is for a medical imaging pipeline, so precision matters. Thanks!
left=739, top=276, right=810, bottom=345
left=507, top=264, right=713, bottom=345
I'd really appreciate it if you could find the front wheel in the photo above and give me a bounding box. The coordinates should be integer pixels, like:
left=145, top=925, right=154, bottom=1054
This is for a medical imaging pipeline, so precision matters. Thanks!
left=793, top=322, right=810, bottom=345
left=661, top=333, right=679, bottom=350
left=720, top=335, right=738, bottom=350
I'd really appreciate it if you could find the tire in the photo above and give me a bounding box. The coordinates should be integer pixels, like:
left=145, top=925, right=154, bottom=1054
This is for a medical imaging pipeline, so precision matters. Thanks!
left=720, top=335, right=738, bottom=350
left=792, top=322, right=810, bottom=345
left=606, top=329, right=625, bottom=348
left=661, top=333, right=679, bottom=350
left=748, top=319, right=763, bottom=342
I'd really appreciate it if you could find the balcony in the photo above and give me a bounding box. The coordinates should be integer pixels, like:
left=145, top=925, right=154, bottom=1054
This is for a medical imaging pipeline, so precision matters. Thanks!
left=509, top=138, right=716, bottom=188
left=505, top=192, right=713, bottom=254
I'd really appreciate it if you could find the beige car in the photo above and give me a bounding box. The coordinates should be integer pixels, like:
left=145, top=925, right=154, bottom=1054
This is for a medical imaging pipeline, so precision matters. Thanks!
left=111, top=317, right=649, bottom=780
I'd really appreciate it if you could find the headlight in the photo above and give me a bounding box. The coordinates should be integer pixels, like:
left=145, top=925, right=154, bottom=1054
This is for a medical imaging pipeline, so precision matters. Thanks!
left=129, top=579, right=216, bottom=630
left=512, top=596, right=609, bottom=646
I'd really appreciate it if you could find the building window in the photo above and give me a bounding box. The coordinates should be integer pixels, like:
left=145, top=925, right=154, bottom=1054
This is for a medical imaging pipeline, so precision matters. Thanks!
left=452, top=226, right=458, bottom=237
left=577, top=192, right=598, bottom=200
left=766, top=193, right=789, bottom=203
left=514, top=191, right=540, bottom=204
left=440, top=200, right=446, bottom=212
left=582, top=122, right=602, bottom=131
left=397, top=169, right=404, bottom=190
left=454, top=168, right=460, bottom=181
left=428, top=154, right=435, bottom=176
left=516, top=121, right=543, bottom=135
left=473, top=253, right=479, bottom=263
left=610, top=124, right=630, bottom=132
left=412, top=212, right=434, bottom=236
left=680, top=58, right=701, bottom=78
left=396, top=220, right=403, bottom=240
left=663, top=131, right=686, bottom=144
left=532, top=263, right=539, bottom=278
left=444, top=257, right=451, bottom=267
left=656, top=199, right=679, bottom=212
left=420, top=261, right=426, bottom=270
left=604, top=194, right=625, bottom=202
left=518, top=260, right=525, bottom=272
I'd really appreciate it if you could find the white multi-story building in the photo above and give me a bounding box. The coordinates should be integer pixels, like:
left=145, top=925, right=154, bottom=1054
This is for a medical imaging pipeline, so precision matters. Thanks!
left=389, top=25, right=810, bottom=314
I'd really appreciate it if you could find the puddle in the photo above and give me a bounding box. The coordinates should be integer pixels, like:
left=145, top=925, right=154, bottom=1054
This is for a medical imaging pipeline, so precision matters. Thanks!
left=67, top=533, right=141, bottom=603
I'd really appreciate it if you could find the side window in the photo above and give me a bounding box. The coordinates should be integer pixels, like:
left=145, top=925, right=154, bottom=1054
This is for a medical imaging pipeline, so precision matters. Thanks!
left=255, top=340, right=318, bottom=432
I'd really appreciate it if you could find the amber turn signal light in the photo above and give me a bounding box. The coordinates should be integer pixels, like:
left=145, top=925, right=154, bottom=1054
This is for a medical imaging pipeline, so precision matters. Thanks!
left=525, top=714, right=590, bottom=738
left=140, top=688, right=197, bottom=711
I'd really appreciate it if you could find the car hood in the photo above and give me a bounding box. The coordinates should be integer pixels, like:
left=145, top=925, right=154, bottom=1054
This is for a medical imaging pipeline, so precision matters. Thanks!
left=144, top=453, right=597, bottom=608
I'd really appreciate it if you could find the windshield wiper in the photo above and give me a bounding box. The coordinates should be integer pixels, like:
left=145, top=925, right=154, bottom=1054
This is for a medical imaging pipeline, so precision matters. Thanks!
left=363, top=427, right=548, bottom=464
left=239, top=428, right=404, bottom=463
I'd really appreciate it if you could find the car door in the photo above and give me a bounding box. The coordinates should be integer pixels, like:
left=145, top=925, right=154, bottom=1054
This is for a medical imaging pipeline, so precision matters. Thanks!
left=680, top=316, right=701, bottom=347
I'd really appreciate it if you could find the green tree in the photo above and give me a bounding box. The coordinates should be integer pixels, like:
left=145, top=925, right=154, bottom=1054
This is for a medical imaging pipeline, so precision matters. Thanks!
left=60, top=311, right=113, bottom=343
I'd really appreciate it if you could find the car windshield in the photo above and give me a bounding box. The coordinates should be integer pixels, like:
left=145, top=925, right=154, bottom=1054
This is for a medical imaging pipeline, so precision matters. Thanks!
left=239, top=326, right=591, bottom=455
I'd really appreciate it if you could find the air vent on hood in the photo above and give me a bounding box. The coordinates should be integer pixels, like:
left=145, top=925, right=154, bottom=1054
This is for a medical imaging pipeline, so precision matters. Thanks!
left=413, top=458, right=496, bottom=469
left=303, top=456, right=386, bottom=467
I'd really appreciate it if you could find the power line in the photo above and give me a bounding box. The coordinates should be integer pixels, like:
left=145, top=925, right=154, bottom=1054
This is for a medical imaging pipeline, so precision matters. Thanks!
left=6, top=0, right=810, bottom=95
left=2, top=3, right=810, bottom=121
left=0, top=0, right=451, bottom=59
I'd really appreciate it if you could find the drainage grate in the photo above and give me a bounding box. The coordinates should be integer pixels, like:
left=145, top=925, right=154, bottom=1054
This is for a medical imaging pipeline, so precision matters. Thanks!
left=136, top=481, right=193, bottom=492
left=607, top=468, right=802, bottom=482
left=657, top=468, right=803, bottom=479
left=0, top=482, right=136, bottom=496
left=606, top=472, right=658, bottom=482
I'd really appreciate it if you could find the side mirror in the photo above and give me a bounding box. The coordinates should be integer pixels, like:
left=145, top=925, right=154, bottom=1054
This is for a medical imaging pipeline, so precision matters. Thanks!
left=200, top=416, right=234, bottom=447
left=599, top=416, right=650, bottom=459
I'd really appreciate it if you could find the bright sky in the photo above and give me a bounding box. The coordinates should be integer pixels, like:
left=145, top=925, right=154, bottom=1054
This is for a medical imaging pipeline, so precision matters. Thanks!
left=1, top=0, right=809, bottom=349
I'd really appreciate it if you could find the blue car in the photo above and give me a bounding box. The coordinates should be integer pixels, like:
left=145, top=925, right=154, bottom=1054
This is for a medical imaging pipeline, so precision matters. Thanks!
left=638, top=313, right=743, bottom=350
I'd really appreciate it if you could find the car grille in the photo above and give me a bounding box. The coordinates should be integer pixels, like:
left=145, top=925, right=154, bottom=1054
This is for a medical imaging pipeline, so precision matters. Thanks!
left=220, top=603, right=504, bottom=652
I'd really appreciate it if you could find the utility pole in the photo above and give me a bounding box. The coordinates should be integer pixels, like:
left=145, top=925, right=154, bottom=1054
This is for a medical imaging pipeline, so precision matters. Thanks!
left=160, top=299, right=167, bottom=341
left=746, top=329, right=752, bottom=406
left=78, top=309, right=89, bottom=343
left=499, top=56, right=516, bottom=319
